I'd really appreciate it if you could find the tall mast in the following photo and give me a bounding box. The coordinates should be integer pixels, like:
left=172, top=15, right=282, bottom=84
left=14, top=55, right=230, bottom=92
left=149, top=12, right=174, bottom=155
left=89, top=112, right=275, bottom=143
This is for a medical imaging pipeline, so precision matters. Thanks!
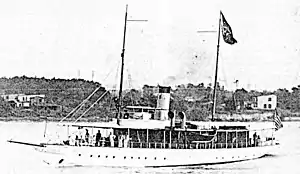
left=211, top=12, right=222, bottom=121
left=117, top=5, right=147, bottom=125
left=117, top=5, right=128, bottom=125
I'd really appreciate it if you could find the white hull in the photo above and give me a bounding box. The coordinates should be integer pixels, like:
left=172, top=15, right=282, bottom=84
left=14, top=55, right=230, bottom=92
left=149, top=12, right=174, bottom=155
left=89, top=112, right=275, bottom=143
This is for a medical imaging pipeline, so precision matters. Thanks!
left=36, top=144, right=278, bottom=168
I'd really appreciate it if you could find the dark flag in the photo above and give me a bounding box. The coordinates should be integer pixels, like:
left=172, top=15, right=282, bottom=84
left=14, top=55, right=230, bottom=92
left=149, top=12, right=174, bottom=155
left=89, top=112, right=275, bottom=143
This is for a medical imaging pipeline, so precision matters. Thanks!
left=274, top=108, right=283, bottom=131
left=220, top=12, right=237, bottom=45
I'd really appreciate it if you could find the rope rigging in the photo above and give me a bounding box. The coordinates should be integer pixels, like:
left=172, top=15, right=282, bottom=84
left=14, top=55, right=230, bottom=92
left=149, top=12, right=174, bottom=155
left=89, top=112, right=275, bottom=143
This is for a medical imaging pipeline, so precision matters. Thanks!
left=126, top=68, right=135, bottom=106
left=58, top=59, right=121, bottom=123
left=73, top=90, right=109, bottom=123
left=109, top=60, right=121, bottom=112
left=58, top=86, right=102, bottom=123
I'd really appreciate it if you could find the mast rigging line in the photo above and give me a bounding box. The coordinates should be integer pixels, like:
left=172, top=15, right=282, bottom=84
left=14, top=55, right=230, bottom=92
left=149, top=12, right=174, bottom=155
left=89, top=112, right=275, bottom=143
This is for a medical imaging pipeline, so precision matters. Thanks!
left=126, top=68, right=135, bottom=106
left=103, top=59, right=121, bottom=83
left=73, top=90, right=109, bottom=123
left=114, top=60, right=121, bottom=91
left=59, top=58, right=121, bottom=123
left=58, top=86, right=103, bottom=123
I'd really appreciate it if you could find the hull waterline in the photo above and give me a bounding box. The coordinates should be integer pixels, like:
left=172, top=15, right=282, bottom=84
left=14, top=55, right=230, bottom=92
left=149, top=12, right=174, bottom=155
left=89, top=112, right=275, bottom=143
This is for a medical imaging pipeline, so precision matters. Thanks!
left=36, top=144, right=279, bottom=168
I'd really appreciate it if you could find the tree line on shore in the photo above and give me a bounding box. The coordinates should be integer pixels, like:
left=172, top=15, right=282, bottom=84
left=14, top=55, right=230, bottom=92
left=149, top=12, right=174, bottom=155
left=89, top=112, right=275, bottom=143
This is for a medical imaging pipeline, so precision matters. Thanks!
left=0, top=76, right=299, bottom=121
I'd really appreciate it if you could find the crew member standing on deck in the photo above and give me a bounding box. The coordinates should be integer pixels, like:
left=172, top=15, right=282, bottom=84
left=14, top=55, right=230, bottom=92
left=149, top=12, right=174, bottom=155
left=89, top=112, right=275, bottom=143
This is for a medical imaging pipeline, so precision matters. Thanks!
left=79, top=127, right=85, bottom=145
left=85, top=129, right=90, bottom=145
left=76, top=127, right=83, bottom=146
left=118, top=133, right=125, bottom=148
left=123, top=132, right=130, bottom=148
left=109, top=132, right=116, bottom=147
left=257, top=135, right=260, bottom=146
left=253, top=132, right=257, bottom=147
left=95, top=130, right=102, bottom=147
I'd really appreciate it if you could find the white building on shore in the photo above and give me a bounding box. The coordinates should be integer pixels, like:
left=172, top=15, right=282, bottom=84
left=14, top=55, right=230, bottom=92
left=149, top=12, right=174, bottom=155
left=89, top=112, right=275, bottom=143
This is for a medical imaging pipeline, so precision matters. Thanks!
left=1, top=94, right=45, bottom=108
left=253, top=94, right=277, bottom=110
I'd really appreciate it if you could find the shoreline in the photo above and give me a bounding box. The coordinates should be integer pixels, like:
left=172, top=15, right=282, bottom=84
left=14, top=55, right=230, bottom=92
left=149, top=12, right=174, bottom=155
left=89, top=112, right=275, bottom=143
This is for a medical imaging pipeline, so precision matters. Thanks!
left=0, top=116, right=111, bottom=123
left=1, top=116, right=299, bottom=123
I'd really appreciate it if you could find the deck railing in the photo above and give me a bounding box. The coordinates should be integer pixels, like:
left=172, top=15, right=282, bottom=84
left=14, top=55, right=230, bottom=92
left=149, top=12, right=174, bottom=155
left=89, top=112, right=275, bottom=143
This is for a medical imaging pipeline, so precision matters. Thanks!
left=69, top=139, right=274, bottom=149
left=125, top=140, right=273, bottom=149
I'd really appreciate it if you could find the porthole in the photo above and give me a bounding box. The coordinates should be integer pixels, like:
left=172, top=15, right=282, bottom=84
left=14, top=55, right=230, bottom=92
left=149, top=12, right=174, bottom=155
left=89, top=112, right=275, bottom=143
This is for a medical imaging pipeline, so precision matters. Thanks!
left=164, top=157, right=166, bottom=160
left=90, top=155, right=93, bottom=157
left=222, top=157, right=224, bottom=159
left=78, top=154, right=81, bottom=156
left=232, top=156, right=234, bottom=159
left=106, top=155, right=108, bottom=158
left=216, top=157, right=218, bottom=159
left=131, top=157, right=133, bottom=159
left=124, top=156, right=126, bottom=159
left=113, top=156, right=115, bottom=159
left=138, top=157, right=140, bottom=159
left=145, top=157, right=147, bottom=160
left=154, top=157, right=157, bottom=160
left=59, top=159, right=64, bottom=164
left=98, top=155, right=100, bottom=158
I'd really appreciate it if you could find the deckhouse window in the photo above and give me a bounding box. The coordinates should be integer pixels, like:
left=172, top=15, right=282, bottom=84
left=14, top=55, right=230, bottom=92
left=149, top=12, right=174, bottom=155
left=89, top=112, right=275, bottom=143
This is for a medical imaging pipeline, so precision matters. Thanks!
left=268, top=97, right=272, bottom=101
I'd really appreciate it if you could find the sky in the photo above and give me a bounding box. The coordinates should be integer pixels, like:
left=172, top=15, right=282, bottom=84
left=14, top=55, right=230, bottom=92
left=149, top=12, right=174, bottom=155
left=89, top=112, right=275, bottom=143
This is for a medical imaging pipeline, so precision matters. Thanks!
left=0, top=0, right=300, bottom=91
